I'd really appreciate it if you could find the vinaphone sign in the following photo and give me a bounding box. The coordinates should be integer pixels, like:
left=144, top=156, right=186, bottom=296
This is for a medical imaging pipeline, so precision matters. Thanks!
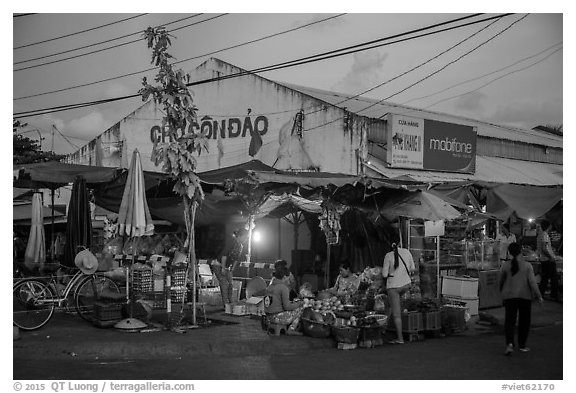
left=386, top=114, right=477, bottom=174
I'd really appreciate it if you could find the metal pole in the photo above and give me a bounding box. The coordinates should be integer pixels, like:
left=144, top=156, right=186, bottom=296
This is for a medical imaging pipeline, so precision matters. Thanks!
left=278, top=218, right=282, bottom=259
left=437, top=235, right=441, bottom=299
left=51, top=188, right=55, bottom=261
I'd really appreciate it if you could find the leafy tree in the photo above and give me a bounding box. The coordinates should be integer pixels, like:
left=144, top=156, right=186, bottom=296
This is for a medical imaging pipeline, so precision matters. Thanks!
left=139, top=27, right=208, bottom=325
left=13, top=119, right=65, bottom=164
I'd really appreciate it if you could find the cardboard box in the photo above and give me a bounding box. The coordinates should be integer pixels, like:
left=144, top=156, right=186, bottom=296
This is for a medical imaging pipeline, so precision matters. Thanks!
left=245, top=296, right=265, bottom=316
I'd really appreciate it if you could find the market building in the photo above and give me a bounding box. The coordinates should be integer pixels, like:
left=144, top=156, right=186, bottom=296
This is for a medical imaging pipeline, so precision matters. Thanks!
left=16, top=57, right=562, bottom=339
left=66, top=57, right=562, bottom=259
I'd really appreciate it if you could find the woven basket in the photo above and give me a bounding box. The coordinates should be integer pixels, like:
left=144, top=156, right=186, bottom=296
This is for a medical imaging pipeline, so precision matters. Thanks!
left=331, top=325, right=360, bottom=344
left=301, top=318, right=332, bottom=338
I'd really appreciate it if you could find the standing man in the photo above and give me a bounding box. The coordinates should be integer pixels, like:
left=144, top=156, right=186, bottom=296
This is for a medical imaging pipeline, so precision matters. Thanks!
left=537, top=220, right=560, bottom=302
left=496, top=223, right=517, bottom=263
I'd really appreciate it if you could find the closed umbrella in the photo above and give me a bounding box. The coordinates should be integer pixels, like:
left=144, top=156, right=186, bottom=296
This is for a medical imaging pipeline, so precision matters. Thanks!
left=63, top=176, right=92, bottom=268
left=115, top=149, right=154, bottom=331
left=24, top=192, right=46, bottom=271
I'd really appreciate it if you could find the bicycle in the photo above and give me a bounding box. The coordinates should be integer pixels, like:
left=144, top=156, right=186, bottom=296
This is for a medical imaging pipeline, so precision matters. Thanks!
left=13, top=263, right=121, bottom=331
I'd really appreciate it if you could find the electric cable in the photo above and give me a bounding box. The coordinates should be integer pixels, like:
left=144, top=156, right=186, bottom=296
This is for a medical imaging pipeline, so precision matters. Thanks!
left=400, top=41, right=562, bottom=105
left=302, top=14, right=503, bottom=118
left=14, top=14, right=228, bottom=71
left=14, top=13, right=508, bottom=119
left=14, top=13, right=148, bottom=50
left=376, top=14, right=530, bottom=114
left=302, top=14, right=529, bottom=132
left=15, top=13, right=346, bottom=100
left=14, top=14, right=204, bottom=65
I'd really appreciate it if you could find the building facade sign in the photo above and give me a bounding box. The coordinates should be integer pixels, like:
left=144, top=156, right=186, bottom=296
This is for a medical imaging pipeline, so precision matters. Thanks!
left=387, top=114, right=476, bottom=173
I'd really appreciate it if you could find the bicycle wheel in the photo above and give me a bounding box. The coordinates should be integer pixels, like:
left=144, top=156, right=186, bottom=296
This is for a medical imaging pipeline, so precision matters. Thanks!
left=13, top=279, right=56, bottom=331
left=74, top=275, right=121, bottom=322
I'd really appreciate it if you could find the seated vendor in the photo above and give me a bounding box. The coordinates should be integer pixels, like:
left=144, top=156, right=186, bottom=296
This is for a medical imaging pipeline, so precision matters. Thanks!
left=264, top=267, right=303, bottom=335
left=328, top=260, right=360, bottom=297
left=269, top=259, right=297, bottom=299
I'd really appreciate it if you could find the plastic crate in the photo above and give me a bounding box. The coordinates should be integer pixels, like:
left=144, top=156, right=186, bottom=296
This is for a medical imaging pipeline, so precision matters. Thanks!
left=171, top=267, right=187, bottom=287
left=93, top=302, right=123, bottom=321
left=441, top=305, right=467, bottom=332
left=443, top=295, right=479, bottom=316
left=132, top=268, right=153, bottom=293
left=423, top=311, right=442, bottom=331
left=170, top=286, right=187, bottom=303
left=402, top=311, right=423, bottom=332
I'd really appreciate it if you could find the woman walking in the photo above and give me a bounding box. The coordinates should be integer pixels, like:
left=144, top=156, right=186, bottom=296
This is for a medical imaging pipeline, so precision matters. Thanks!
left=382, top=242, right=415, bottom=344
left=499, top=242, right=543, bottom=356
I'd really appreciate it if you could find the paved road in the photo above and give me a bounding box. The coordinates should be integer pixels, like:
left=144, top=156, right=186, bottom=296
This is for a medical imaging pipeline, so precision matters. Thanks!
left=14, top=324, right=562, bottom=380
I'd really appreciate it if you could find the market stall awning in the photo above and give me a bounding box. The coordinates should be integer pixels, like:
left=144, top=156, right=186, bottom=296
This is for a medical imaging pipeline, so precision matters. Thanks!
left=254, top=193, right=324, bottom=219
left=378, top=190, right=462, bottom=221
left=14, top=161, right=120, bottom=189
left=365, top=154, right=563, bottom=186
left=485, top=184, right=563, bottom=220
left=198, top=160, right=275, bottom=184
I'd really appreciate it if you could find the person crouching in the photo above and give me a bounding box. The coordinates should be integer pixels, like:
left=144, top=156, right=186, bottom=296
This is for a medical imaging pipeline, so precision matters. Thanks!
left=264, top=267, right=303, bottom=335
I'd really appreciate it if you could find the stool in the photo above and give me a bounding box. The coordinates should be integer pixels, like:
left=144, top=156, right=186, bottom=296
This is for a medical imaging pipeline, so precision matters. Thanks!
left=267, top=322, right=289, bottom=336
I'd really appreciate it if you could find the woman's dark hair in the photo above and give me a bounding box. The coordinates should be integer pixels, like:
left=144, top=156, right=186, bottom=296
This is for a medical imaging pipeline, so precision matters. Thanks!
left=273, top=267, right=286, bottom=280
left=392, top=243, right=400, bottom=269
left=540, top=220, right=551, bottom=231
left=339, top=260, right=352, bottom=271
left=274, top=259, right=288, bottom=269
left=508, top=242, right=521, bottom=276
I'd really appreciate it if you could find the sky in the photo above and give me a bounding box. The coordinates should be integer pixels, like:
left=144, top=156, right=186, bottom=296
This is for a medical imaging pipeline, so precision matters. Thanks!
left=10, top=8, right=565, bottom=155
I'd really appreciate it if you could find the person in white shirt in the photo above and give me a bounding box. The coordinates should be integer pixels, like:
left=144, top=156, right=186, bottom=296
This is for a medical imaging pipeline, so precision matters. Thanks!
left=496, top=223, right=517, bottom=262
left=382, top=242, right=415, bottom=344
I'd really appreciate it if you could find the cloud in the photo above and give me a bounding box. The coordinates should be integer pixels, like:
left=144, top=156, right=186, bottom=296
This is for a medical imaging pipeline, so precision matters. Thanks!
left=104, top=83, right=134, bottom=99
left=66, top=111, right=108, bottom=140
left=332, top=50, right=389, bottom=94
left=453, top=91, right=487, bottom=112
left=484, top=98, right=563, bottom=130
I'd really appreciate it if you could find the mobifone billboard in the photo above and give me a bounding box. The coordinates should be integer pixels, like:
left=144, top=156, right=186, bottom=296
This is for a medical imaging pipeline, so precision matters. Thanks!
left=386, top=114, right=477, bottom=173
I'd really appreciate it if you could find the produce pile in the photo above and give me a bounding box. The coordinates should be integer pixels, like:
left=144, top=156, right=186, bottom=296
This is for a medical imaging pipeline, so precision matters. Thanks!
left=302, top=296, right=344, bottom=313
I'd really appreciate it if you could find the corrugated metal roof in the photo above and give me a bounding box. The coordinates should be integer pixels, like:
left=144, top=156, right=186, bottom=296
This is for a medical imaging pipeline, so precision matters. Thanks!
left=366, top=154, right=562, bottom=186
left=282, top=83, right=562, bottom=149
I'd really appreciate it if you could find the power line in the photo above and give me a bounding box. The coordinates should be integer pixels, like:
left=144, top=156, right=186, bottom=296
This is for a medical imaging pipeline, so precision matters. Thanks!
left=52, top=125, right=80, bottom=150
left=400, top=41, right=563, bottom=105
left=15, top=13, right=346, bottom=101
left=14, top=14, right=228, bottom=72
left=300, top=14, right=528, bottom=133
left=304, top=14, right=503, bottom=118
left=14, top=14, right=204, bottom=65
left=421, top=46, right=562, bottom=111
left=14, top=13, right=504, bottom=119
left=14, top=13, right=149, bottom=50
left=375, top=14, right=530, bottom=118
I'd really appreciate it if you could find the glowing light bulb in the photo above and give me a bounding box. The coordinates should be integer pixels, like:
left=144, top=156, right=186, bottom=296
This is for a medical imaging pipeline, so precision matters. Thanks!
left=253, top=230, right=261, bottom=242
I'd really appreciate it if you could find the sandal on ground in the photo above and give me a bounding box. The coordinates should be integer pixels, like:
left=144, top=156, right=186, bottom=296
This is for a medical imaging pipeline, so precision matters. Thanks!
left=388, top=339, right=405, bottom=344
left=504, top=344, right=514, bottom=356
left=519, top=347, right=530, bottom=352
